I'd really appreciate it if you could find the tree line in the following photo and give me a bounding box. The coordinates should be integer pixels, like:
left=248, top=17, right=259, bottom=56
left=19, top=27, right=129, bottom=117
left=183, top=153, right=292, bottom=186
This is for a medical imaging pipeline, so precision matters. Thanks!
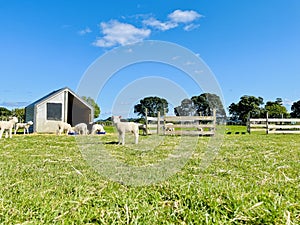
left=133, top=94, right=300, bottom=124
left=133, top=93, right=225, bottom=118
left=0, top=107, right=25, bottom=121
left=1, top=94, right=300, bottom=123
left=229, top=96, right=300, bottom=123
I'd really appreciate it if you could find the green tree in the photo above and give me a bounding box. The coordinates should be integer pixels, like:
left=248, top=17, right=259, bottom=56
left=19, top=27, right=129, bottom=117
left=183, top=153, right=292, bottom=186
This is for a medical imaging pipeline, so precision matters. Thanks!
left=174, top=98, right=195, bottom=116
left=190, top=95, right=208, bottom=115
left=11, top=108, right=25, bottom=122
left=264, top=98, right=289, bottom=118
left=229, top=95, right=264, bottom=123
left=81, top=96, right=101, bottom=119
left=0, top=107, right=11, bottom=120
left=291, top=100, right=300, bottom=118
left=134, top=96, right=168, bottom=117
left=191, top=93, right=226, bottom=117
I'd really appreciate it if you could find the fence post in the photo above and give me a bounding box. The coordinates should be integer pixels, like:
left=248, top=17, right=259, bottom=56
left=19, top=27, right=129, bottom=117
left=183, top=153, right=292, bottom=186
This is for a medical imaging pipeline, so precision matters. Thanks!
left=157, top=111, right=160, bottom=135
left=266, top=112, right=269, bottom=134
left=213, top=109, right=216, bottom=134
left=145, top=108, right=148, bottom=135
left=163, top=108, right=166, bottom=135
left=247, top=113, right=251, bottom=134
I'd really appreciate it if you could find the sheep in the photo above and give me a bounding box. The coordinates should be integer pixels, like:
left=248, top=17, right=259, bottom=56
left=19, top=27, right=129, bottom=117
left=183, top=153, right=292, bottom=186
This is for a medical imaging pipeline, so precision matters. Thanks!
left=14, top=121, right=33, bottom=134
left=91, top=124, right=105, bottom=135
left=138, top=124, right=148, bottom=135
left=0, top=116, right=18, bottom=139
left=196, top=126, right=203, bottom=132
left=57, top=121, right=72, bottom=135
left=165, top=123, right=175, bottom=132
left=74, top=123, right=89, bottom=135
left=112, top=116, right=139, bottom=145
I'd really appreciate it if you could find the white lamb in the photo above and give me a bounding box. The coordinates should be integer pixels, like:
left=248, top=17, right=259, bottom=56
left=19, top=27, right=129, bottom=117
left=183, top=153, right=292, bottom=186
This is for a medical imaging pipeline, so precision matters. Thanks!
left=165, top=123, right=175, bottom=132
left=74, top=123, right=88, bottom=135
left=14, top=121, right=33, bottom=134
left=57, top=121, right=72, bottom=135
left=112, top=116, right=139, bottom=145
left=196, top=126, right=203, bottom=132
left=91, top=124, right=105, bottom=135
left=0, top=116, right=18, bottom=139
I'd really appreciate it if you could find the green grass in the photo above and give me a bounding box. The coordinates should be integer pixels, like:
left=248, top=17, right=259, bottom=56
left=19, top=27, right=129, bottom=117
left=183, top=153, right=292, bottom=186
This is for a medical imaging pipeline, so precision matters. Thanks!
left=225, top=125, right=248, bottom=134
left=0, top=126, right=299, bottom=224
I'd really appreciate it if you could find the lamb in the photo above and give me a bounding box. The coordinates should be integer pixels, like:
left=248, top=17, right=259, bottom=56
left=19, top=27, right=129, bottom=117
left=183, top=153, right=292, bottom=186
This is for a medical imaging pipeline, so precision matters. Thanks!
left=165, top=123, right=175, bottom=132
left=14, top=121, right=33, bottom=134
left=74, top=123, right=89, bottom=135
left=91, top=124, right=105, bottom=135
left=138, top=124, right=148, bottom=135
left=112, top=116, right=139, bottom=145
left=0, top=116, right=18, bottom=139
left=57, top=121, right=72, bottom=135
left=196, top=126, right=203, bottom=132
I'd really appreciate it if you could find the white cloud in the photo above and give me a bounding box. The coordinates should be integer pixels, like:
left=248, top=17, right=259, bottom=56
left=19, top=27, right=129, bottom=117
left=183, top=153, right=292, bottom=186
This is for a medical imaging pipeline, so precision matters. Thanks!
left=184, top=23, right=200, bottom=31
left=92, top=9, right=202, bottom=48
left=93, top=20, right=151, bottom=48
left=194, top=70, right=204, bottom=74
left=125, top=48, right=133, bottom=53
left=143, top=10, right=202, bottom=32
left=78, top=27, right=92, bottom=35
left=168, top=10, right=202, bottom=23
left=184, top=61, right=195, bottom=66
left=143, top=17, right=177, bottom=31
left=282, top=99, right=294, bottom=107
left=171, top=56, right=180, bottom=60
left=0, top=101, right=30, bottom=108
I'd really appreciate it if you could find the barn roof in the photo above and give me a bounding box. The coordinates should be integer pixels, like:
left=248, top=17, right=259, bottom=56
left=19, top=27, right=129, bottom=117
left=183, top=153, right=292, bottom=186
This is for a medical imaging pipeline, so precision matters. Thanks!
left=26, top=87, right=93, bottom=111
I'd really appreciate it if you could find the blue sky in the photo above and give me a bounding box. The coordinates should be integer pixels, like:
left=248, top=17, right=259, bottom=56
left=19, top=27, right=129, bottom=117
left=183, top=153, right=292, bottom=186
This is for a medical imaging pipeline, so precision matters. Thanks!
left=1, top=0, right=299, bottom=119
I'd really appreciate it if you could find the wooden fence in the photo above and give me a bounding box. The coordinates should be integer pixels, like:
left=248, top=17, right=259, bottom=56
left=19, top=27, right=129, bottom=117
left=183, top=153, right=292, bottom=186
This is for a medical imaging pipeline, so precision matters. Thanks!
left=145, top=111, right=162, bottom=135
left=247, top=113, right=300, bottom=134
left=144, top=109, right=216, bottom=136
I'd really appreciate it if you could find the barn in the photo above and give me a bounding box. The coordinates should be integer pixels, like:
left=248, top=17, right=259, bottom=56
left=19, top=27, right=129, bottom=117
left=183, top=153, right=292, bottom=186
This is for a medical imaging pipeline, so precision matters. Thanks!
left=25, top=87, right=94, bottom=133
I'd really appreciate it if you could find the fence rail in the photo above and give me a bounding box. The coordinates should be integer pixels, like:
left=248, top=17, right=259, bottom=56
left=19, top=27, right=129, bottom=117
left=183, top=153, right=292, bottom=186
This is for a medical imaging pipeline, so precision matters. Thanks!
left=144, top=109, right=216, bottom=136
left=247, top=113, right=300, bottom=134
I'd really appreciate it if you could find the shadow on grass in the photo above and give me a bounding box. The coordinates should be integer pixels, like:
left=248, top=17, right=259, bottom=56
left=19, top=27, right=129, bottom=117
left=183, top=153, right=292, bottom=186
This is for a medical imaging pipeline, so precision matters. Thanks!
left=105, top=141, right=119, bottom=145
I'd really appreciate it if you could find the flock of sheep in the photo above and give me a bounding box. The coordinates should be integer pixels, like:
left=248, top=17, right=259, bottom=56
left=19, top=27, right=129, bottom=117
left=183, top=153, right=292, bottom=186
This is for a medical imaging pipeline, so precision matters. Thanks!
left=56, top=121, right=105, bottom=136
left=0, top=116, right=33, bottom=139
left=0, top=115, right=143, bottom=145
left=0, top=115, right=178, bottom=145
left=0, top=116, right=106, bottom=140
left=58, top=116, right=142, bottom=145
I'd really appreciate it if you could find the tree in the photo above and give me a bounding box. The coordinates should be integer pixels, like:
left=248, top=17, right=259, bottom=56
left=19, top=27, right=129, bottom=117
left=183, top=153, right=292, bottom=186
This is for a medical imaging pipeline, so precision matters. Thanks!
left=174, top=98, right=195, bottom=116
left=291, top=100, right=300, bottom=118
left=134, top=96, right=168, bottom=117
left=228, top=95, right=264, bottom=123
left=191, top=93, right=226, bottom=117
left=81, top=96, right=101, bottom=119
left=11, top=108, right=25, bottom=122
left=190, top=95, right=208, bottom=115
left=0, top=107, right=11, bottom=120
left=264, top=99, right=289, bottom=118
left=174, top=93, right=226, bottom=118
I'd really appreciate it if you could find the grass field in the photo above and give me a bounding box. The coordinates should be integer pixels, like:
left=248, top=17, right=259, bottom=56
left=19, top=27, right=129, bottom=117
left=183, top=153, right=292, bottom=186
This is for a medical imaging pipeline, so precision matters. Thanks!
left=0, top=126, right=299, bottom=224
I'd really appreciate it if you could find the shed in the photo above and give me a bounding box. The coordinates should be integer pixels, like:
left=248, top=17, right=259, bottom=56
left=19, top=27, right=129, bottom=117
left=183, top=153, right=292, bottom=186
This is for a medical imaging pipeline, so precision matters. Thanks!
left=25, top=87, right=94, bottom=133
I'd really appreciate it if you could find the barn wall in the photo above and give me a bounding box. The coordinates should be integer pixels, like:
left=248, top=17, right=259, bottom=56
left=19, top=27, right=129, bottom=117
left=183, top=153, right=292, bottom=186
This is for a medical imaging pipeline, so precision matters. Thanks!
left=67, top=93, right=93, bottom=127
left=35, top=92, right=67, bottom=133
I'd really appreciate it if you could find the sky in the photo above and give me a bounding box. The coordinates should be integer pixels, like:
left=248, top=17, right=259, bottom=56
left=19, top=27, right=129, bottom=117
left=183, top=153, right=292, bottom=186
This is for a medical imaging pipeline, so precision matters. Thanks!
left=0, top=0, right=299, bottom=119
